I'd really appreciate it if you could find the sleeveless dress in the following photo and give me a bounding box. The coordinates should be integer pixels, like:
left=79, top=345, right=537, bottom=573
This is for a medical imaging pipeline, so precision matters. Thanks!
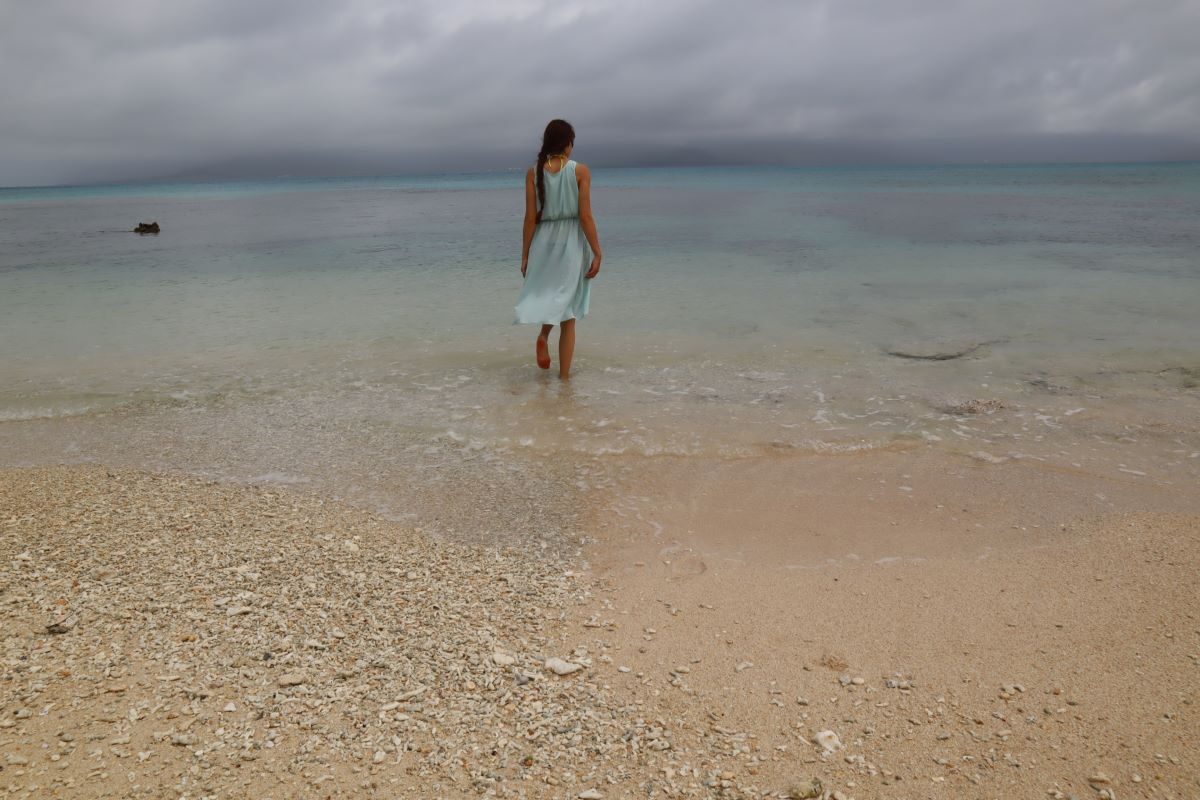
left=514, top=160, right=592, bottom=325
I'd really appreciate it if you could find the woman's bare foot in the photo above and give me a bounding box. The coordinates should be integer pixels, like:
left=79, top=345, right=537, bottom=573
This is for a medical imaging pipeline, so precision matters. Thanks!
left=536, top=335, right=551, bottom=369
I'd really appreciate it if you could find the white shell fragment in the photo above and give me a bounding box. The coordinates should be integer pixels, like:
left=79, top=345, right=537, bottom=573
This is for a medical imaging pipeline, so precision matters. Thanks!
left=814, top=729, right=843, bottom=753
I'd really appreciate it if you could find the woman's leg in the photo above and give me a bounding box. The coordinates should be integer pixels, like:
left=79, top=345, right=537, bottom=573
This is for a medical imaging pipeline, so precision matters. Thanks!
left=558, top=319, right=576, bottom=379
left=536, top=324, right=553, bottom=369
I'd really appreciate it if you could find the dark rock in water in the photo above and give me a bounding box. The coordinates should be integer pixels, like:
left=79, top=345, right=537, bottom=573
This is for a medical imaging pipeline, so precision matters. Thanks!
left=1158, top=366, right=1200, bottom=389
left=934, top=398, right=1007, bottom=415
left=885, top=339, right=1003, bottom=361
left=1026, top=376, right=1066, bottom=393
left=134, top=222, right=160, bottom=234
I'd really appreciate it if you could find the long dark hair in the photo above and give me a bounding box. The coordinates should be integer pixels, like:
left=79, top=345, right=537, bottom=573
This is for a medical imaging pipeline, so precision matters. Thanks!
left=535, top=119, right=575, bottom=222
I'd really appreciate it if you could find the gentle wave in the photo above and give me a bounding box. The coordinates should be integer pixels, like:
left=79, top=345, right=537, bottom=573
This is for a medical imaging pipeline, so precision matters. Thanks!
left=0, top=404, right=105, bottom=422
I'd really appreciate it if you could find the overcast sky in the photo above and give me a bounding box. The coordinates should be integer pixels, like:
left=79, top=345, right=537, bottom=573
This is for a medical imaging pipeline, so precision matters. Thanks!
left=2, top=0, right=1199, bottom=185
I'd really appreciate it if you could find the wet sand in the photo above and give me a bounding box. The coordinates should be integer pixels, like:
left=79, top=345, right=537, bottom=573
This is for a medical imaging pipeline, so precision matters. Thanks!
left=1, top=456, right=1198, bottom=799
left=576, top=452, right=1200, bottom=798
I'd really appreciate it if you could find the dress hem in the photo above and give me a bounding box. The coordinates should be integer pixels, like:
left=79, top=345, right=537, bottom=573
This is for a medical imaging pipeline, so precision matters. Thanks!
left=512, top=312, right=584, bottom=326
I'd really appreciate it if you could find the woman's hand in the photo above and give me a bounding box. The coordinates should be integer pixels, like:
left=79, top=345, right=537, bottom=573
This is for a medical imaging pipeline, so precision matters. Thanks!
left=585, top=253, right=601, bottom=279
left=521, top=259, right=528, bottom=278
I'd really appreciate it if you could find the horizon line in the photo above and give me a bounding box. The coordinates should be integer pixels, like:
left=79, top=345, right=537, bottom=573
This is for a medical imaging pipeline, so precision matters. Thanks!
left=3, top=157, right=1199, bottom=192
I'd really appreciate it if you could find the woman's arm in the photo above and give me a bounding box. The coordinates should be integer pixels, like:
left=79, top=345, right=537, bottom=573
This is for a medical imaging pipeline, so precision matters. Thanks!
left=576, top=163, right=602, bottom=279
left=521, top=168, right=537, bottom=277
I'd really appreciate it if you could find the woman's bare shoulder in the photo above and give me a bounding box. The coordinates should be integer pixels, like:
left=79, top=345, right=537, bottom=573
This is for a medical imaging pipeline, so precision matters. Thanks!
left=574, top=162, right=591, bottom=178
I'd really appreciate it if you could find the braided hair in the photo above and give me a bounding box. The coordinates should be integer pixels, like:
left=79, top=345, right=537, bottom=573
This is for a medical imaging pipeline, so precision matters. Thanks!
left=535, top=119, right=575, bottom=222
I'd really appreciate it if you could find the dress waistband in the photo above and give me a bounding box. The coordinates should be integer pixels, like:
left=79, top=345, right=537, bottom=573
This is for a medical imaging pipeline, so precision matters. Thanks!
left=539, top=215, right=578, bottom=223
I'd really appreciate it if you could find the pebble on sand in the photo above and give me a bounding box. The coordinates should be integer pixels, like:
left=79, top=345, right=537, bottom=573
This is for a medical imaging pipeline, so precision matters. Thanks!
left=787, top=778, right=824, bottom=799
left=545, top=657, right=584, bottom=676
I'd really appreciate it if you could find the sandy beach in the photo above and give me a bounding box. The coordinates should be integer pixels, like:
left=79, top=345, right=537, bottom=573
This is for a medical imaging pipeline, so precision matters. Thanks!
left=5, top=0, right=1200, bottom=795
left=577, top=452, right=1200, bottom=798
left=2, top=456, right=1197, bottom=799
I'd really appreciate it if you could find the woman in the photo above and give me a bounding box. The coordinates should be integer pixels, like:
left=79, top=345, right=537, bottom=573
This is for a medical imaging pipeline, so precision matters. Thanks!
left=514, top=119, right=603, bottom=380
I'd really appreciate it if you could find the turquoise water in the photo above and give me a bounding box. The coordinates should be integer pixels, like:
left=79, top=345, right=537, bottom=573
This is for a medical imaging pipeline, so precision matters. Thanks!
left=2, top=163, right=1198, bottom=536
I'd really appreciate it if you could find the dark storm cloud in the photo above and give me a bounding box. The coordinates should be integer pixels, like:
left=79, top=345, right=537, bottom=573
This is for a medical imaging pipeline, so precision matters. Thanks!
left=2, top=0, right=1198, bottom=185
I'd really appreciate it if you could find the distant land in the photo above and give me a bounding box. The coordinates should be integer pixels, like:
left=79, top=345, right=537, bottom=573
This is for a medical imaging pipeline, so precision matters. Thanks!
left=5, top=132, right=1200, bottom=188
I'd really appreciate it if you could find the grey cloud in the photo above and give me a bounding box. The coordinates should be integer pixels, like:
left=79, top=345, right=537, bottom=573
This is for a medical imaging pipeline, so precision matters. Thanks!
left=1, top=0, right=1198, bottom=186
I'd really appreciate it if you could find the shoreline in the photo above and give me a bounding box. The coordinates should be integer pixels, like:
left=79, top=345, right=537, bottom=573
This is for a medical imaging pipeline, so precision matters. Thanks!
left=2, top=460, right=1198, bottom=798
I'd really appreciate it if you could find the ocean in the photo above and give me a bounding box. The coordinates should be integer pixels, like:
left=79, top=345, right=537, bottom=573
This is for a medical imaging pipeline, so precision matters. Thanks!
left=2, top=163, right=1198, bottom=545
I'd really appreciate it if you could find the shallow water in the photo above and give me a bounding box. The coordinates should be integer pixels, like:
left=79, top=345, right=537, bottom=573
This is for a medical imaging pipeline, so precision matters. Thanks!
left=2, top=164, right=1198, bottom=541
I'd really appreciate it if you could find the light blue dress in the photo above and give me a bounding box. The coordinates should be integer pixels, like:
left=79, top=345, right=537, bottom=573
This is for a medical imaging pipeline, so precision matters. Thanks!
left=514, top=160, right=592, bottom=325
